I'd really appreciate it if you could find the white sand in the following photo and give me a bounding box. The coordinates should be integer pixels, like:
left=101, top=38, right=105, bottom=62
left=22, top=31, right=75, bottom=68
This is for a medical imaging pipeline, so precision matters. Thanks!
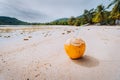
left=0, top=25, right=120, bottom=80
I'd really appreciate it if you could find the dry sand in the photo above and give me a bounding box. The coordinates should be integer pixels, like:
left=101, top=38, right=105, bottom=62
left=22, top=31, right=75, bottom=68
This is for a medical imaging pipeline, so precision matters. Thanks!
left=0, top=25, right=120, bottom=80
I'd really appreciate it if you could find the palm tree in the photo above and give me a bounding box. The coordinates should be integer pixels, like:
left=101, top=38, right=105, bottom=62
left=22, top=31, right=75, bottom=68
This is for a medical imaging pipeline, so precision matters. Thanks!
left=107, top=0, right=120, bottom=24
left=68, top=16, right=76, bottom=25
left=107, top=0, right=120, bottom=9
left=92, top=5, right=105, bottom=24
left=74, top=18, right=81, bottom=26
left=83, top=8, right=94, bottom=24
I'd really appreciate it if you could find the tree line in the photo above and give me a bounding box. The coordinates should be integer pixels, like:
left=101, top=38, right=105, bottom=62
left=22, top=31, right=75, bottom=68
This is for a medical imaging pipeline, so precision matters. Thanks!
left=48, top=0, right=120, bottom=26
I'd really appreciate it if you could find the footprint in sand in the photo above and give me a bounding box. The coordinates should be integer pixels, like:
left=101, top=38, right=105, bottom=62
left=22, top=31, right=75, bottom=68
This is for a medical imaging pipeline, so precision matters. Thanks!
left=62, top=33, right=65, bottom=35
left=23, top=38, right=29, bottom=41
left=4, top=36, right=11, bottom=38
left=44, top=33, right=48, bottom=37
left=66, top=30, right=71, bottom=34
left=20, top=33, right=23, bottom=34
left=23, top=36, right=32, bottom=41
left=28, top=36, right=32, bottom=38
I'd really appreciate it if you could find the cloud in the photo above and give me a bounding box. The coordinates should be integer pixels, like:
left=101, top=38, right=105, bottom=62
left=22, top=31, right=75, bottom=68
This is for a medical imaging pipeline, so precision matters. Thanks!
left=0, top=0, right=111, bottom=22
left=0, top=0, right=52, bottom=22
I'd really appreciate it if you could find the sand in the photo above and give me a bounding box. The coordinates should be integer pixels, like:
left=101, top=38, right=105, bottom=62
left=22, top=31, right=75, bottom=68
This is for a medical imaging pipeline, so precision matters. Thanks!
left=0, top=25, right=120, bottom=80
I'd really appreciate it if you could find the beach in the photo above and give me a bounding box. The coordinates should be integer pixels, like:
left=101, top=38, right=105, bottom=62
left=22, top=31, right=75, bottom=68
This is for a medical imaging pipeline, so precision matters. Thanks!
left=0, top=25, right=120, bottom=80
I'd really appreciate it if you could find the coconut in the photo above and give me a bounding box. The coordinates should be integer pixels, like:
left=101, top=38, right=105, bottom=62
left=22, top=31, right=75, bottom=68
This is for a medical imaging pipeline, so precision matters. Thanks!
left=64, top=37, right=86, bottom=59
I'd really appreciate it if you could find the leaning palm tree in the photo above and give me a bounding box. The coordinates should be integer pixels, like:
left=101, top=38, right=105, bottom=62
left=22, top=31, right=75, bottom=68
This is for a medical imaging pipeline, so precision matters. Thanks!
left=83, top=8, right=94, bottom=24
left=107, top=0, right=120, bottom=24
left=92, top=5, right=105, bottom=24
left=107, top=0, right=120, bottom=9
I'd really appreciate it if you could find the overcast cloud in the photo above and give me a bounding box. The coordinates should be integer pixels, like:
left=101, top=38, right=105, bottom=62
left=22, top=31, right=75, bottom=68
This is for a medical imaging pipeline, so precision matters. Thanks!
left=0, top=0, right=111, bottom=22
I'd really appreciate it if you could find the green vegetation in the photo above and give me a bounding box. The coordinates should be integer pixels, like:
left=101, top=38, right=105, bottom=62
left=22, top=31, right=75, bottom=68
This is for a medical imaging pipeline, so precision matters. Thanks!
left=49, top=0, right=120, bottom=26
left=107, top=0, right=120, bottom=24
left=92, top=5, right=106, bottom=24
left=48, top=18, right=68, bottom=25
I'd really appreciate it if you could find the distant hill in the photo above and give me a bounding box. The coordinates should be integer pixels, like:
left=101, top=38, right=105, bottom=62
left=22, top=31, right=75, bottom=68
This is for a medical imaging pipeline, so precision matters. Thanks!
left=48, top=18, right=69, bottom=25
left=50, top=15, right=84, bottom=23
left=48, top=15, right=85, bottom=25
left=0, top=16, right=29, bottom=25
left=53, top=18, right=69, bottom=22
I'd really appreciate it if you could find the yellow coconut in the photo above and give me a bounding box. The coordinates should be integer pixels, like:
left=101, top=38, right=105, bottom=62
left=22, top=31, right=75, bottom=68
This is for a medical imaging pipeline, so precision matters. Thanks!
left=64, top=38, right=86, bottom=59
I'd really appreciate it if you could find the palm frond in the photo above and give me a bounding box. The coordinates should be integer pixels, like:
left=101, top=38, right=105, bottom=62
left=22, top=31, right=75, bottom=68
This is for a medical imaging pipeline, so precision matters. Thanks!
left=107, top=0, right=117, bottom=8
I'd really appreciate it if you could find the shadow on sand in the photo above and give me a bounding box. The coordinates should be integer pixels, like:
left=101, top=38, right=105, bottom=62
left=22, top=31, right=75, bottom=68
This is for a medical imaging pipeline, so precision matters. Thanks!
left=72, top=55, right=99, bottom=68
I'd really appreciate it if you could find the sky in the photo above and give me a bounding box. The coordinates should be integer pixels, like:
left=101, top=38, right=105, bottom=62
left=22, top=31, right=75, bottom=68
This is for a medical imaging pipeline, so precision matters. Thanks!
left=0, top=0, right=111, bottom=23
